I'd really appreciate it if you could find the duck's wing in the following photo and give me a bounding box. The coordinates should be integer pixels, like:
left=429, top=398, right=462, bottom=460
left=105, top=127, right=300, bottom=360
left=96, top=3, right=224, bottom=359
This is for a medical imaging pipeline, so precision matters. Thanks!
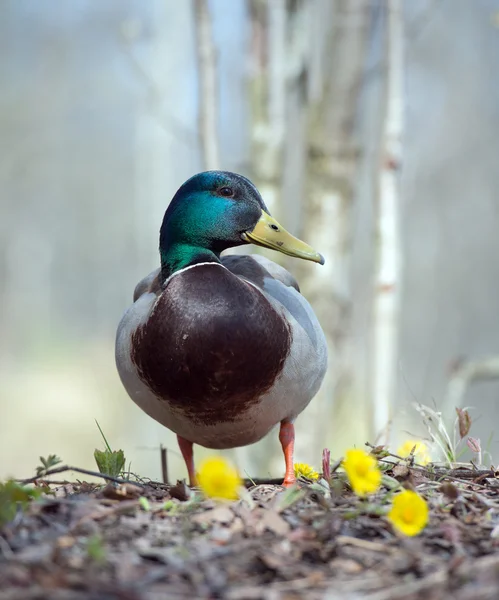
left=221, top=254, right=323, bottom=351
left=221, top=254, right=300, bottom=291
left=133, top=268, right=161, bottom=302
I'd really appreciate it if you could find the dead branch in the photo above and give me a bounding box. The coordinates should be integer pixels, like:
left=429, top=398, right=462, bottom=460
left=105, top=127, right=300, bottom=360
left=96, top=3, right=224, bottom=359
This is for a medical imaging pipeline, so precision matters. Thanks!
left=443, top=355, right=499, bottom=421
left=17, top=465, right=146, bottom=487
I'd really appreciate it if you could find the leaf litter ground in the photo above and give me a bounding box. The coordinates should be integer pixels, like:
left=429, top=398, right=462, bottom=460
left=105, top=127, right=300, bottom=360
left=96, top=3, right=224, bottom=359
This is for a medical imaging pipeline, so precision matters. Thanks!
left=2, top=463, right=499, bottom=600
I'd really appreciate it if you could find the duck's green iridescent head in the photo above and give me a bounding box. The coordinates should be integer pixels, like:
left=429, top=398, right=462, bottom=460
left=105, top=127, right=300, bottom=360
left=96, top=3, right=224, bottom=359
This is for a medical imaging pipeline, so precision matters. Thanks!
left=159, top=171, right=324, bottom=280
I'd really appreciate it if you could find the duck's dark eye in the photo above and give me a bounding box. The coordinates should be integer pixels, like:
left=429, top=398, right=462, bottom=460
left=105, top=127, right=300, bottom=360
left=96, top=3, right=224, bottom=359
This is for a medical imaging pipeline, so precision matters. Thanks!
left=219, top=187, right=234, bottom=197
left=270, top=224, right=279, bottom=231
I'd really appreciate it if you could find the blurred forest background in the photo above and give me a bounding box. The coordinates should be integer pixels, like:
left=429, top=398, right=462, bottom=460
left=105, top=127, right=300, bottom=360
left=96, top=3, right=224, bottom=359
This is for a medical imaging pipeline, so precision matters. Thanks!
left=1, top=0, right=499, bottom=481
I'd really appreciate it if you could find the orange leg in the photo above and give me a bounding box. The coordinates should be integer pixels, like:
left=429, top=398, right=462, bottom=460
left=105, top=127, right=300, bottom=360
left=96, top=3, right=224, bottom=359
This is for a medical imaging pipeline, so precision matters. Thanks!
left=177, top=435, right=197, bottom=486
left=279, top=421, right=296, bottom=487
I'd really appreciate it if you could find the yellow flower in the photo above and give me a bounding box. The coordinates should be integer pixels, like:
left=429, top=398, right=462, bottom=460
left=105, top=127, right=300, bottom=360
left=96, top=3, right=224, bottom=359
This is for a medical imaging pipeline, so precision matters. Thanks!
left=388, top=489, right=429, bottom=536
left=197, top=456, right=242, bottom=500
left=342, top=449, right=381, bottom=496
left=397, top=440, right=431, bottom=466
left=294, top=462, right=319, bottom=480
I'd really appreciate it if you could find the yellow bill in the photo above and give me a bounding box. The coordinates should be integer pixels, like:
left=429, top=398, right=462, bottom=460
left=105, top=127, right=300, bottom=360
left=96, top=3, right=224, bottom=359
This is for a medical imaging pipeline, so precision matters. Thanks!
left=242, top=211, right=324, bottom=265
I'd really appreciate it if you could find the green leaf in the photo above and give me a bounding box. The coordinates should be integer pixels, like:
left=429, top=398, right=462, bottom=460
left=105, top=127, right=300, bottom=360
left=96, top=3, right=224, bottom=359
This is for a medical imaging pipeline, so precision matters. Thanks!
left=36, top=454, right=62, bottom=477
left=94, top=420, right=113, bottom=453
left=94, top=449, right=126, bottom=477
left=0, top=480, right=43, bottom=527
left=139, top=496, right=151, bottom=511
left=86, top=535, right=106, bottom=563
left=274, top=486, right=306, bottom=512
left=162, top=500, right=176, bottom=512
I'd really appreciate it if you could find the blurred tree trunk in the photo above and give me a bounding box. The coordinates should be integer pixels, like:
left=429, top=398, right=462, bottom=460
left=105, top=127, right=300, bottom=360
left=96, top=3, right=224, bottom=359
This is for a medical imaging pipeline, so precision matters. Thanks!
left=242, top=0, right=374, bottom=472
left=194, top=0, right=220, bottom=170
left=127, top=0, right=202, bottom=478
left=248, top=0, right=285, bottom=219
left=234, top=0, right=288, bottom=473
left=297, top=0, right=372, bottom=456
left=370, top=0, right=403, bottom=443
left=193, top=0, right=396, bottom=473
left=128, top=1, right=200, bottom=270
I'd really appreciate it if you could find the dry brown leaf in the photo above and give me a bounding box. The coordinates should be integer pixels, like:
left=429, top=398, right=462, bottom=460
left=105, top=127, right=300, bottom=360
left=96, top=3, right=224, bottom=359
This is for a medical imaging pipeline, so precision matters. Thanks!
left=440, top=482, right=460, bottom=501
left=55, top=536, right=75, bottom=549
left=258, top=551, right=288, bottom=570
left=100, top=482, right=142, bottom=501
left=255, top=510, right=290, bottom=536
left=330, top=558, right=364, bottom=574
left=456, top=407, right=472, bottom=439
left=392, top=463, right=410, bottom=480
left=230, top=517, right=244, bottom=534
left=467, top=437, right=481, bottom=454
left=192, top=505, right=235, bottom=526
left=169, top=480, right=192, bottom=501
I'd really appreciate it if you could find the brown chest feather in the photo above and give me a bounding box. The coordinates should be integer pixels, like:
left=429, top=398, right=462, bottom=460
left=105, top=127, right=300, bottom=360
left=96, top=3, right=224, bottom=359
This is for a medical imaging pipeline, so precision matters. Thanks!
left=130, top=265, right=291, bottom=423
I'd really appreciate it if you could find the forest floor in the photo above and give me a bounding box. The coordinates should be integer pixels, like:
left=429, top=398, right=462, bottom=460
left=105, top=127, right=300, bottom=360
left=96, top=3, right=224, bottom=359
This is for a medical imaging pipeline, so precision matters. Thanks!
left=2, top=461, right=499, bottom=600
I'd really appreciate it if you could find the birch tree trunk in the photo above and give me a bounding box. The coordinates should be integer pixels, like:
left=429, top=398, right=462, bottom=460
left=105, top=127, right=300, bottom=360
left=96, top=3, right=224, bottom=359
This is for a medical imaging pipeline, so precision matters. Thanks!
left=295, top=0, right=372, bottom=457
left=194, top=0, right=220, bottom=170
left=370, top=0, right=404, bottom=443
left=245, top=0, right=374, bottom=469
left=249, top=0, right=286, bottom=218
left=234, top=0, right=288, bottom=475
left=128, top=0, right=201, bottom=479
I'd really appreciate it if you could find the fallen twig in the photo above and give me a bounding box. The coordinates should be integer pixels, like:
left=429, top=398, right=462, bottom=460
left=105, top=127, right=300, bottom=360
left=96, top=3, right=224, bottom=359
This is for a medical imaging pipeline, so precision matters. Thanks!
left=335, top=535, right=393, bottom=553
left=243, top=477, right=284, bottom=487
left=17, top=465, right=146, bottom=487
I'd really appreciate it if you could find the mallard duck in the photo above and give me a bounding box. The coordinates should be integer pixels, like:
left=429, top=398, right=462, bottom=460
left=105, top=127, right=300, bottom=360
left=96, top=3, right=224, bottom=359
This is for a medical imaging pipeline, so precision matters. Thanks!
left=116, top=171, right=327, bottom=487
